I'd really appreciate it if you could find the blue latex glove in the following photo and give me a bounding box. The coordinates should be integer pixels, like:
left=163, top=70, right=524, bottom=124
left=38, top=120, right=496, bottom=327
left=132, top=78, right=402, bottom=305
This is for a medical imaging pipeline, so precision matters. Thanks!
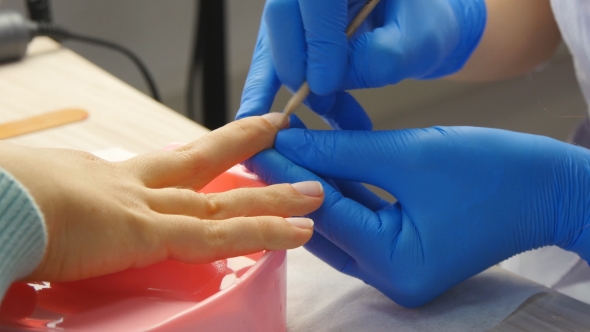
left=236, top=0, right=486, bottom=125
left=237, top=21, right=372, bottom=130
left=245, top=127, right=590, bottom=307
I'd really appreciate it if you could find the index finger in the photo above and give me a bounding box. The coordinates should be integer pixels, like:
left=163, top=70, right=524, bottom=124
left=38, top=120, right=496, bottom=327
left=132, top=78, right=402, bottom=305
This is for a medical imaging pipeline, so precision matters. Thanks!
left=236, top=22, right=282, bottom=119
left=299, top=0, right=349, bottom=95
left=130, top=114, right=287, bottom=189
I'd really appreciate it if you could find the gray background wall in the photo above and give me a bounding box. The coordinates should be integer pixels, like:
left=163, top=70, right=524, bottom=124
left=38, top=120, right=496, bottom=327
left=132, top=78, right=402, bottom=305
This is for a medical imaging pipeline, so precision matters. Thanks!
left=0, top=0, right=586, bottom=140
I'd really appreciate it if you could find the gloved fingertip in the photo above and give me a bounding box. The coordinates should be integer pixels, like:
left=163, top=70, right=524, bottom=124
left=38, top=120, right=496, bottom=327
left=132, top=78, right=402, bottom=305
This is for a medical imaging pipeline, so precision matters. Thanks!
left=307, top=62, right=347, bottom=96
left=308, top=79, right=340, bottom=97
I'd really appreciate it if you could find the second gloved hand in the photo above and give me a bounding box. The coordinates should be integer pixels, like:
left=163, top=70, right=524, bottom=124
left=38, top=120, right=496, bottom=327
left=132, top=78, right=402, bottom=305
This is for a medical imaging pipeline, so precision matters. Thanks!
left=265, top=0, right=488, bottom=91
left=237, top=0, right=486, bottom=126
left=245, top=127, right=590, bottom=307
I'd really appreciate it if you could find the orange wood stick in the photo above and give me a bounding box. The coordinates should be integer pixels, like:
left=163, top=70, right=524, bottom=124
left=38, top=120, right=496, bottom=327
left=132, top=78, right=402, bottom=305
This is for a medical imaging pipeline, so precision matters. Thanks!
left=0, top=108, right=89, bottom=139
left=279, top=0, right=381, bottom=125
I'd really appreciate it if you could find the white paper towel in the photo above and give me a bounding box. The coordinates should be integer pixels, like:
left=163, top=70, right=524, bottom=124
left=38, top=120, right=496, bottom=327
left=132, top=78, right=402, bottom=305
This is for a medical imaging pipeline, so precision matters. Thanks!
left=500, top=246, right=590, bottom=304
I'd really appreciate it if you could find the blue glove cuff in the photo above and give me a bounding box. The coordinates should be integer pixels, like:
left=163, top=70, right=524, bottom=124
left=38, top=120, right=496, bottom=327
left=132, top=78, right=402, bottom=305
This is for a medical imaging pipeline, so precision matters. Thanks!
left=553, top=148, right=590, bottom=264
left=422, top=0, right=487, bottom=79
left=564, top=211, right=590, bottom=265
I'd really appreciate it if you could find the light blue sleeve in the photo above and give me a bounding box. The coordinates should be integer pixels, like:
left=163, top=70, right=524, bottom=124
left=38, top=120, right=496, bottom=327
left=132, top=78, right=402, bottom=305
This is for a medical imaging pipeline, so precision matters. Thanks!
left=0, top=167, right=47, bottom=302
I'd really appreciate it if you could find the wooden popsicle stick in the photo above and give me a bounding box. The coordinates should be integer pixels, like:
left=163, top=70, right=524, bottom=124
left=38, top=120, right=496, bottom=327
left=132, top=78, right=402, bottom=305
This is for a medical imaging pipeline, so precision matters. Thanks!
left=0, top=108, right=89, bottom=139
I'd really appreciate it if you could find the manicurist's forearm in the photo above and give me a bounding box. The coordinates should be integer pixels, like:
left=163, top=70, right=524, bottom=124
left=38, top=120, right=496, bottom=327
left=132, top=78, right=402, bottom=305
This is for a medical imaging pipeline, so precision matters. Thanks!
left=450, top=0, right=561, bottom=82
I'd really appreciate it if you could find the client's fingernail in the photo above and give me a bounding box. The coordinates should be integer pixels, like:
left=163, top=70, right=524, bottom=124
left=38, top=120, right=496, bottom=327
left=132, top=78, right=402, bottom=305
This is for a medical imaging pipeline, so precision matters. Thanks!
left=292, top=181, right=323, bottom=197
left=262, top=113, right=290, bottom=129
left=286, top=218, right=314, bottom=229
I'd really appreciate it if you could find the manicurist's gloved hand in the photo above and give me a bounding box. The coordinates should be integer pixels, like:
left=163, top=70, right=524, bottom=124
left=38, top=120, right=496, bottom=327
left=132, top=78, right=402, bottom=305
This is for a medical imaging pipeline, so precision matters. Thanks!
left=237, top=0, right=486, bottom=126
left=245, top=127, right=590, bottom=307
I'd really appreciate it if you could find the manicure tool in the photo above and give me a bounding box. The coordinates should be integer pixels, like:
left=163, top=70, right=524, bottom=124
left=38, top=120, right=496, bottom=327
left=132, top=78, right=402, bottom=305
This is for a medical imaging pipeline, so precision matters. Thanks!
left=279, top=0, right=382, bottom=125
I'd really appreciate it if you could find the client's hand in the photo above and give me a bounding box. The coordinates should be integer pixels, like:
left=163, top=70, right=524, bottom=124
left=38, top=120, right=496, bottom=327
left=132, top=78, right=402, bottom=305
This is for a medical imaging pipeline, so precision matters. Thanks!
left=0, top=114, right=323, bottom=282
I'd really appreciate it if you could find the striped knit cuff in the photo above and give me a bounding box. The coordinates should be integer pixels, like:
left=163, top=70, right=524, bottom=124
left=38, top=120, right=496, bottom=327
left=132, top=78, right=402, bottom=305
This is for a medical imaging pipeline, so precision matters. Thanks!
left=0, top=168, right=47, bottom=301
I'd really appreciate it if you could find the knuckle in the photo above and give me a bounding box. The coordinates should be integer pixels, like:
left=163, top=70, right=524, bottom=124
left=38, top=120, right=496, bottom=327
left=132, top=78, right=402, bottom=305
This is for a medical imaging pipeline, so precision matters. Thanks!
left=173, top=145, right=211, bottom=178
left=202, top=193, right=222, bottom=218
left=383, top=269, right=437, bottom=308
left=122, top=187, right=150, bottom=210
left=67, top=149, right=103, bottom=162
left=127, top=210, right=164, bottom=254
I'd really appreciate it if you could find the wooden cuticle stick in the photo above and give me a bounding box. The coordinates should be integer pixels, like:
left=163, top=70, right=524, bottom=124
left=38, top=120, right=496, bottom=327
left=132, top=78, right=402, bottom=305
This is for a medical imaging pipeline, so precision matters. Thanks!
left=278, top=0, right=381, bottom=126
